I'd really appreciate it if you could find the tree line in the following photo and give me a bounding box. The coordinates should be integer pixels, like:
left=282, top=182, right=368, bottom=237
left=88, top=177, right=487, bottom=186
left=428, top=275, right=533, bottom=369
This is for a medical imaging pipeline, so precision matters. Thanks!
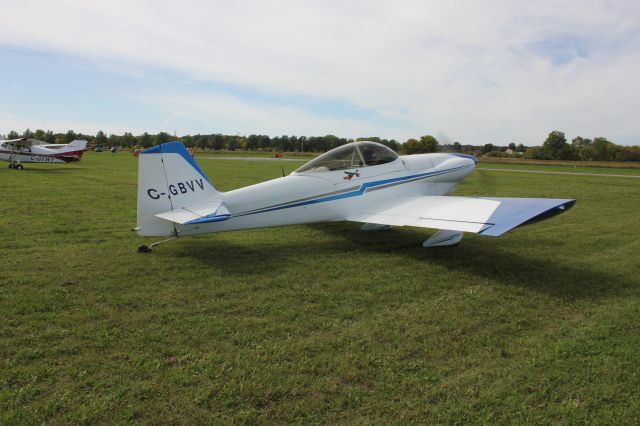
left=3, top=128, right=639, bottom=162
left=3, top=129, right=400, bottom=153
left=523, top=131, right=640, bottom=162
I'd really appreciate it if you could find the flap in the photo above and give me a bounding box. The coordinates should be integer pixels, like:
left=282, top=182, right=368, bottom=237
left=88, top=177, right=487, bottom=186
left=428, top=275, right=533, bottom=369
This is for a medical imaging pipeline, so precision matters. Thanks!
left=348, top=195, right=574, bottom=236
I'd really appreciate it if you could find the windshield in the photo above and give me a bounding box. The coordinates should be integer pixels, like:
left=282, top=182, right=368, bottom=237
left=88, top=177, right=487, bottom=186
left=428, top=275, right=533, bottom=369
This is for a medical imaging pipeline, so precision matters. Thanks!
left=295, top=141, right=398, bottom=173
left=358, top=141, right=399, bottom=165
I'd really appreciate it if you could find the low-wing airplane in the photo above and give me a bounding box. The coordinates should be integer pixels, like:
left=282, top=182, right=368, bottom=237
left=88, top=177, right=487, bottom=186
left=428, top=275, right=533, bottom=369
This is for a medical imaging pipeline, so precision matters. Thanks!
left=135, top=141, right=575, bottom=252
left=0, top=138, right=88, bottom=169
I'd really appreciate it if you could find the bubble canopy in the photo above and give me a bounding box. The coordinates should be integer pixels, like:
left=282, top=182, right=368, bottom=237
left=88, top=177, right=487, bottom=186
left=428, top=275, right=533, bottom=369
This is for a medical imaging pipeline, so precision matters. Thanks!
left=295, top=141, right=398, bottom=173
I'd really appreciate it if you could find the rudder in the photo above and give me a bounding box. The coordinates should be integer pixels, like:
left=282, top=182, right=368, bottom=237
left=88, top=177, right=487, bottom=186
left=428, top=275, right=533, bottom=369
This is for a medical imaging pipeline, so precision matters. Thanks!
left=136, top=142, right=221, bottom=236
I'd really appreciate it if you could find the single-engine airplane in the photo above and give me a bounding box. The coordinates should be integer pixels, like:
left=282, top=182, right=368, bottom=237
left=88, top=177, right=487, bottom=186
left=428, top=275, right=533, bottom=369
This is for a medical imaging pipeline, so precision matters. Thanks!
left=135, top=141, right=574, bottom=252
left=0, top=138, right=88, bottom=169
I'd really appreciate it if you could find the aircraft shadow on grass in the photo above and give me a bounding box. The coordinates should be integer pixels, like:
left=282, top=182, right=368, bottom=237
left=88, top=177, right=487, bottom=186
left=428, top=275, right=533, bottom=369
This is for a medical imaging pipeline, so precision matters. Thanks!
left=171, top=222, right=630, bottom=301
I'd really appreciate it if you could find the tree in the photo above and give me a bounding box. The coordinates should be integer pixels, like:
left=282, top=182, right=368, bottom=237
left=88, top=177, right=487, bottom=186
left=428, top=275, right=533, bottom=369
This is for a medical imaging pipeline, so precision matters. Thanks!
left=259, top=135, right=271, bottom=150
left=44, top=130, right=55, bottom=144
left=482, top=143, right=494, bottom=154
left=402, top=138, right=420, bottom=154
left=193, top=135, right=207, bottom=150
left=616, top=146, right=640, bottom=162
left=212, top=134, right=225, bottom=150
left=383, top=139, right=400, bottom=152
left=138, top=132, right=152, bottom=148
left=247, top=134, right=259, bottom=150
left=516, top=143, right=525, bottom=153
left=420, top=135, right=439, bottom=153
left=401, top=136, right=439, bottom=154
left=155, top=132, right=170, bottom=146
left=34, top=129, right=46, bottom=140
left=524, top=146, right=552, bottom=160
left=591, top=137, right=614, bottom=161
left=542, top=130, right=567, bottom=159
left=571, top=136, right=592, bottom=149
left=121, top=132, right=135, bottom=147
left=63, top=130, right=76, bottom=143
left=508, top=142, right=516, bottom=151
left=95, top=130, right=108, bottom=146
left=108, top=134, right=120, bottom=147
left=7, top=130, right=19, bottom=139
left=452, top=141, right=462, bottom=152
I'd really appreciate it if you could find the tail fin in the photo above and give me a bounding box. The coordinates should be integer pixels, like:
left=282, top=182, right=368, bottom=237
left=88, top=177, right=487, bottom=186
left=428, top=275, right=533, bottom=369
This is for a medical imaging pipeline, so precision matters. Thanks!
left=136, top=141, right=223, bottom=236
left=61, top=140, right=88, bottom=160
left=67, top=140, right=88, bottom=149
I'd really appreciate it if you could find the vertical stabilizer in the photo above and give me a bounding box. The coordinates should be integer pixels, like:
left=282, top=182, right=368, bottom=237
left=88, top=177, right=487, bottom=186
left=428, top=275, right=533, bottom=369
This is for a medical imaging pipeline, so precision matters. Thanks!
left=136, top=142, right=221, bottom=236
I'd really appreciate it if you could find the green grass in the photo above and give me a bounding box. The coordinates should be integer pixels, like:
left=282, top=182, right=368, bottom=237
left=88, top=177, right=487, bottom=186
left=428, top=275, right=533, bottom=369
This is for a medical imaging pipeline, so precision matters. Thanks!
left=1, top=153, right=639, bottom=424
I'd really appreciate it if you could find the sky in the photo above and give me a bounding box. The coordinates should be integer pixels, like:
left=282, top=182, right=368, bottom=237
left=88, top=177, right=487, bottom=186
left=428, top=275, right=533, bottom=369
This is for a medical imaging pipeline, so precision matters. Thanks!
left=1, top=0, right=639, bottom=146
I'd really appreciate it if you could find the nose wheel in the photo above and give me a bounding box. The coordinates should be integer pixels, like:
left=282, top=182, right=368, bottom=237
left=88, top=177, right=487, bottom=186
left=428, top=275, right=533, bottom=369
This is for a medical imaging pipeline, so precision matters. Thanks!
left=8, top=162, right=23, bottom=170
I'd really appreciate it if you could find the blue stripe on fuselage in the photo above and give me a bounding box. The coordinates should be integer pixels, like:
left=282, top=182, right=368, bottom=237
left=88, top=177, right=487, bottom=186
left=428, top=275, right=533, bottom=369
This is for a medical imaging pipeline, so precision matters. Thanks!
left=234, top=164, right=472, bottom=217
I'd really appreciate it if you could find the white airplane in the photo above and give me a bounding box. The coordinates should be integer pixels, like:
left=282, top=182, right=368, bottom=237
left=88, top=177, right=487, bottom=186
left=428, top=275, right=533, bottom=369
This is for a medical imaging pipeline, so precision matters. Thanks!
left=135, top=141, right=575, bottom=252
left=0, top=138, right=88, bottom=169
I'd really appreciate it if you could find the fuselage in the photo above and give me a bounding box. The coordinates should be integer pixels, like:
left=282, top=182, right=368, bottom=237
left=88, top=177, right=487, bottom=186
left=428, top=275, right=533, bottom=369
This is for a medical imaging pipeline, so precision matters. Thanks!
left=0, top=140, right=87, bottom=163
left=173, top=153, right=475, bottom=237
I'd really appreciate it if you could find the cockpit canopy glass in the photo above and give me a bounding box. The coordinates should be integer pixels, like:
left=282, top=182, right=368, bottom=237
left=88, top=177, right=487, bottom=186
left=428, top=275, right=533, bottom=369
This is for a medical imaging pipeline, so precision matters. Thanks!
left=295, top=141, right=398, bottom=173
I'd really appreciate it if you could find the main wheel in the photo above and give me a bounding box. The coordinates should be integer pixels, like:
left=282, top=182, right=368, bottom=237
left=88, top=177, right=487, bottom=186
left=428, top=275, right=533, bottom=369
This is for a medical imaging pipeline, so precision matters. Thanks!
left=15, top=164, right=24, bottom=170
left=138, top=245, right=152, bottom=253
left=8, top=163, right=13, bottom=169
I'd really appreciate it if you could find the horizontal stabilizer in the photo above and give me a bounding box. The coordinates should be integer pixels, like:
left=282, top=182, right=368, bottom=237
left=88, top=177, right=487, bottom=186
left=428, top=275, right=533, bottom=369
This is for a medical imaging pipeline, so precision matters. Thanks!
left=348, top=196, right=574, bottom=236
left=155, top=200, right=230, bottom=225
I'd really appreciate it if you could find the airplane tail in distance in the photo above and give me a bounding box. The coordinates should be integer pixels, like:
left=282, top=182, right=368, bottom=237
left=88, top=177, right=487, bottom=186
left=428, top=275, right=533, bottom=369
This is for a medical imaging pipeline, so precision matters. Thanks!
left=136, top=141, right=227, bottom=237
left=67, top=140, right=88, bottom=149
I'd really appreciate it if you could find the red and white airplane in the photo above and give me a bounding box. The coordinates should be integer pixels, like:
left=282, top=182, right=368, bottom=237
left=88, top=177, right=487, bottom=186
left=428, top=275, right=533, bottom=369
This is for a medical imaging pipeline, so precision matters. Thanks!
left=0, top=138, right=88, bottom=169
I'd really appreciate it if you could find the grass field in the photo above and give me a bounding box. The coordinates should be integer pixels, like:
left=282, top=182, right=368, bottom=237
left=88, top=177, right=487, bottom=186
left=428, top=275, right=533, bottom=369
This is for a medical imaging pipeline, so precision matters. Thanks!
left=1, top=152, right=639, bottom=424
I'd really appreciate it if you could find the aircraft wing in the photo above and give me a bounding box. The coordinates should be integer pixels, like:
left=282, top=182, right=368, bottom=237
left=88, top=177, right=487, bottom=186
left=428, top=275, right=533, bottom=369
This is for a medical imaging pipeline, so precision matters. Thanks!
left=155, top=200, right=230, bottom=225
left=347, top=195, right=575, bottom=236
left=3, top=138, right=34, bottom=147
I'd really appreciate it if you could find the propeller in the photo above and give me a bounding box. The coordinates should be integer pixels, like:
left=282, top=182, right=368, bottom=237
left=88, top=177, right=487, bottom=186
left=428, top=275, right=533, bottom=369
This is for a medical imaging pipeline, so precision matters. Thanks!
left=434, top=130, right=496, bottom=192
left=436, top=130, right=453, bottom=150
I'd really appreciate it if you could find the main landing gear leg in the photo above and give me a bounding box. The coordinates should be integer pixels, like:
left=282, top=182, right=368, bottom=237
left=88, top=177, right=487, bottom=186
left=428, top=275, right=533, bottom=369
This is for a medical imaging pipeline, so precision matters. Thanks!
left=138, top=237, right=177, bottom=253
left=423, top=230, right=464, bottom=248
left=360, top=223, right=392, bottom=231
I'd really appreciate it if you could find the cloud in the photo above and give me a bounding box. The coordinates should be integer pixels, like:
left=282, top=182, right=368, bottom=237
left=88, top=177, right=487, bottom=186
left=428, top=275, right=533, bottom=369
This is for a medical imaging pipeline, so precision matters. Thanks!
left=1, top=0, right=639, bottom=144
left=138, top=91, right=398, bottom=138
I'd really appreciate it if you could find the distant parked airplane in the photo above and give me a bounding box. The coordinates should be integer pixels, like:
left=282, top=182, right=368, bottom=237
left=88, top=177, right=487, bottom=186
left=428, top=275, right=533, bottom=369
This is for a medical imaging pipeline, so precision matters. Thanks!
left=0, top=138, right=88, bottom=169
left=135, top=141, right=575, bottom=252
